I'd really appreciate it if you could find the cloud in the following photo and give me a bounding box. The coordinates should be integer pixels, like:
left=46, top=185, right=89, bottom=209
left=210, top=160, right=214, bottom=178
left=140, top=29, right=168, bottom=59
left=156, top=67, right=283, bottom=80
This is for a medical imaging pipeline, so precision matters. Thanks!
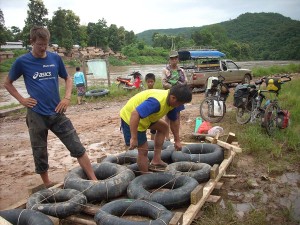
left=1, top=0, right=299, bottom=33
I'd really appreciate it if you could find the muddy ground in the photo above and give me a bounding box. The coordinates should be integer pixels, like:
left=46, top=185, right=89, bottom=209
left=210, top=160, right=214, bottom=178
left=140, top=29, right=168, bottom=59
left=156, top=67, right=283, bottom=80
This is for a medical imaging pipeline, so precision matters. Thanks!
left=0, top=91, right=299, bottom=224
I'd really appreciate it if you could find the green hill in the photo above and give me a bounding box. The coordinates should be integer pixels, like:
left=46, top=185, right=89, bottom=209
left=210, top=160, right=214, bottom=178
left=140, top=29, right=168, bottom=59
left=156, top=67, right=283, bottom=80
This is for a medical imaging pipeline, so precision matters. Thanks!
left=137, top=12, right=300, bottom=60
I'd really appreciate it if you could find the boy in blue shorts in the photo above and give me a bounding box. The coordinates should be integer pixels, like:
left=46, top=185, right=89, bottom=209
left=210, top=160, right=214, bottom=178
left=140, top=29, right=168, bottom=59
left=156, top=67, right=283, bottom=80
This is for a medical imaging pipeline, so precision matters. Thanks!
left=120, top=84, right=192, bottom=173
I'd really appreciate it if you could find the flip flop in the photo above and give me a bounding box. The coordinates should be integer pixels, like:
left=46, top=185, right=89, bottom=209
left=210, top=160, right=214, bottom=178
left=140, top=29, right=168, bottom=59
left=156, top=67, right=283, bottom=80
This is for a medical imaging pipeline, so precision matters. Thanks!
left=149, top=162, right=168, bottom=172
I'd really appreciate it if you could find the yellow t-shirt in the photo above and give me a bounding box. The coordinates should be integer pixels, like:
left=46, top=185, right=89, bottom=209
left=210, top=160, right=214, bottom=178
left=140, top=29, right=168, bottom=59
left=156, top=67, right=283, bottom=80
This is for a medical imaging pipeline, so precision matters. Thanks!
left=120, top=89, right=174, bottom=131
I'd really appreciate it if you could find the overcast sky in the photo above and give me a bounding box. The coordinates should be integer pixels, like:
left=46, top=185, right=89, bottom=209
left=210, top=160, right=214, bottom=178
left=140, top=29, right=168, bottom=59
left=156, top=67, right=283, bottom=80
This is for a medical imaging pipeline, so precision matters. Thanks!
left=1, top=0, right=300, bottom=34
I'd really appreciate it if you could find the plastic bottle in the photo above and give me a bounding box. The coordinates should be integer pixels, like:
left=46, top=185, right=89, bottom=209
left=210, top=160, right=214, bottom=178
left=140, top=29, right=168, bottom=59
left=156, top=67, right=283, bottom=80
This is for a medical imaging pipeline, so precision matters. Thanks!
left=264, top=99, right=271, bottom=108
left=194, top=117, right=202, bottom=133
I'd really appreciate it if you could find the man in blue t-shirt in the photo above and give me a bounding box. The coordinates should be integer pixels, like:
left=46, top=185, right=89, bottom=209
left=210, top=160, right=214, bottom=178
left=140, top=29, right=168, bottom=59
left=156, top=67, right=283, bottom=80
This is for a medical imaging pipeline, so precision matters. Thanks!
left=4, top=26, right=97, bottom=187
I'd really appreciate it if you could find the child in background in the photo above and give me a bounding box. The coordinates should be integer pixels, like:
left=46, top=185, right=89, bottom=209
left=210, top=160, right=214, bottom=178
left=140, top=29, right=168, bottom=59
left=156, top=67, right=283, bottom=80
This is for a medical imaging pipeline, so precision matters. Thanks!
left=73, top=67, right=86, bottom=105
left=145, top=73, right=156, bottom=140
left=145, top=73, right=155, bottom=89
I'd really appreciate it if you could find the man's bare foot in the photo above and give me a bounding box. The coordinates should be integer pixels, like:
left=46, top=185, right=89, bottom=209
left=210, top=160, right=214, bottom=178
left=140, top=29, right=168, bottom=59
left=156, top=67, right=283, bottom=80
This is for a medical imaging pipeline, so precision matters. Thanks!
left=44, top=182, right=57, bottom=188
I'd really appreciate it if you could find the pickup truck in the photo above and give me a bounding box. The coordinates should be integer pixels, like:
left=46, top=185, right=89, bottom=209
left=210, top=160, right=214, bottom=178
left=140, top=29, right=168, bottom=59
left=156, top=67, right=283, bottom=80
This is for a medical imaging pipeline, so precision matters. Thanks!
left=178, top=50, right=252, bottom=91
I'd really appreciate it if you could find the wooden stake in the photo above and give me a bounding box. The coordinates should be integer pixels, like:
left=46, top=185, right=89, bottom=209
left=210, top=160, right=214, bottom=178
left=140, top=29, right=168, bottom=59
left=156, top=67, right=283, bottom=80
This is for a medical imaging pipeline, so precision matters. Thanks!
left=206, top=136, right=242, bottom=153
left=0, top=216, right=12, bottom=225
left=169, top=212, right=183, bottom=225
left=205, top=195, right=221, bottom=204
left=226, top=132, right=237, bottom=144
left=190, top=184, right=204, bottom=205
left=210, top=164, right=219, bottom=179
left=63, top=215, right=96, bottom=225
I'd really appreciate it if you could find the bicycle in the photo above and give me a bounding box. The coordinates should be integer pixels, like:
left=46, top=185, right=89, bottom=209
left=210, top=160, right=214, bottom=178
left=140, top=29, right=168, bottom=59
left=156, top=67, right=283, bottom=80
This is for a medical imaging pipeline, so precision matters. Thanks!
left=199, top=74, right=230, bottom=123
left=235, top=75, right=291, bottom=136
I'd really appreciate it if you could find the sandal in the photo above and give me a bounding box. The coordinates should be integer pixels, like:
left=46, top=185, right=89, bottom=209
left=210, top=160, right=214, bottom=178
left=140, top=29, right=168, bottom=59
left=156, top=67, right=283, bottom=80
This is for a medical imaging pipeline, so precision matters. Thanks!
left=149, top=162, right=168, bottom=172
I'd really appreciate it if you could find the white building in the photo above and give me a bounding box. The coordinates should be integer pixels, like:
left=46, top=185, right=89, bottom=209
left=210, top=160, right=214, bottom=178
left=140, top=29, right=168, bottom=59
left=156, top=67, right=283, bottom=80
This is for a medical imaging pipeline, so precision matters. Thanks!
left=0, top=41, right=25, bottom=49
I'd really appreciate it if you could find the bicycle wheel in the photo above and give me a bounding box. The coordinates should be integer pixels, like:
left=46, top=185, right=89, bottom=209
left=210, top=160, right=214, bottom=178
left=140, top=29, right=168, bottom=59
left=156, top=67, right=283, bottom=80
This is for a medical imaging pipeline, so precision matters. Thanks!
left=264, top=102, right=279, bottom=136
left=200, top=97, right=225, bottom=123
left=235, top=98, right=253, bottom=124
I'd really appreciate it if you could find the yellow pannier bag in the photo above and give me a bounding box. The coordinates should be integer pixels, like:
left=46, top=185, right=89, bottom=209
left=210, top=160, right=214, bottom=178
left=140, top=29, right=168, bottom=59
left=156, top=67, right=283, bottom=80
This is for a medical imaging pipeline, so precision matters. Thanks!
left=265, top=77, right=282, bottom=92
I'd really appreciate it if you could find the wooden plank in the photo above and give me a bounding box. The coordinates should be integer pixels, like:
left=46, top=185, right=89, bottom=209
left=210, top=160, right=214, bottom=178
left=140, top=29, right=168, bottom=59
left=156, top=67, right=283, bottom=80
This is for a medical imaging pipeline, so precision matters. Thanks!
left=29, top=182, right=63, bottom=195
left=225, top=132, right=237, bottom=144
left=205, top=195, right=221, bottom=203
left=0, top=216, right=12, bottom=225
left=211, top=132, right=220, bottom=144
left=82, top=204, right=101, bottom=216
left=224, top=148, right=231, bottom=159
left=97, top=155, right=107, bottom=163
left=210, top=164, right=219, bottom=179
left=206, top=136, right=242, bottom=153
left=211, top=182, right=223, bottom=195
left=222, top=174, right=237, bottom=178
left=49, top=216, right=60, bottom=225
left=190, top=184, right=204, bottom=205
left=5, top=183, right=63, bottom=210
left=64, top=215, right=96, bottom=225
left=182, top=150, right=236, bottom=225
left=169, top=212, right=183, bottom=225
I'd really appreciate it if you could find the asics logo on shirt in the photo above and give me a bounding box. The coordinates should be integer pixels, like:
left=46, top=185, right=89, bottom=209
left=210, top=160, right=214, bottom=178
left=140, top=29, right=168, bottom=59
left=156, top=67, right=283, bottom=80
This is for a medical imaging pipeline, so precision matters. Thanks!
left=33, top=72, right=52, bottom=79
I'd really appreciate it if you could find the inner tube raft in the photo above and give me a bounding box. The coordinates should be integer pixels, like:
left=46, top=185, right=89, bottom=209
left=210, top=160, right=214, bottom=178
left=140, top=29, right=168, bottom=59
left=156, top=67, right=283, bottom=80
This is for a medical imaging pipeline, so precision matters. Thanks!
left=166, top=162, right=211, bottom=183
left=26, top=188, right=87, bottom=218
left=171, top=143, right=224, bottom=166
left=127, top=173, right=198, bottom=209
left=85, top=89, right=109, bottom=97
left=94, top=199, right=173, bottom=225
left=64, top=162, right=135, bottom=202
left=0, top=209, right=54, bottom=225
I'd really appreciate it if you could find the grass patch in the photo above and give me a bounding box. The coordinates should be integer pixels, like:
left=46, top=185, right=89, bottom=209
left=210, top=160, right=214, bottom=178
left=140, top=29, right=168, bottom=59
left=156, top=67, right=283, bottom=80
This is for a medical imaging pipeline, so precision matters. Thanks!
left=0, top=103, right=21, bottom=110
left=192, top=202, right=267, bottom=225
left=252, top=63, right=300, bottom=77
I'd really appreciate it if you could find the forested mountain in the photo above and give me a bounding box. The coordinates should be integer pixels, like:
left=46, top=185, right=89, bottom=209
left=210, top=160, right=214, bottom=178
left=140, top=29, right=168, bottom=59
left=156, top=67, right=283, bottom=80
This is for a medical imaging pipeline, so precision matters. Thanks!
left=137, top=13, right=300, bottom=60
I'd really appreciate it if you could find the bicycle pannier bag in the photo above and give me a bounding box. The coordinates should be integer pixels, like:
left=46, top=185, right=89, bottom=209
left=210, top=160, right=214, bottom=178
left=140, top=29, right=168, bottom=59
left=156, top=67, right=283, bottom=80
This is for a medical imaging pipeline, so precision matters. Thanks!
left=265, top=78, right=282, bottom=92
left=233, top=84, right=249, bottom=108
left=213, top=100, right=224, bottom=117
left=277, top=110, right=290, bottom=129
left=207, top=77, right=219, bottom=90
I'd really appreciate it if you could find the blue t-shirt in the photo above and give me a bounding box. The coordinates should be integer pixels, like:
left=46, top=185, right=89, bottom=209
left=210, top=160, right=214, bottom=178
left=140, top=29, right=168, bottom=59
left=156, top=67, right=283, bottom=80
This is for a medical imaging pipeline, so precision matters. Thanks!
left=73, top=71, right=85, bottom=85
left=136, top=97, right=184, bottom=121
left=9, top=51, right=68, bottom=116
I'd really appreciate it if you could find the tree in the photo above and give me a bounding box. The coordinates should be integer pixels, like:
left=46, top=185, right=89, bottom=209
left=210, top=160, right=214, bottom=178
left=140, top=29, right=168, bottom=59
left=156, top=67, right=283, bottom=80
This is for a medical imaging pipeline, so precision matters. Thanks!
left=78, top=25, right=88, bottom=47
left=108, top=24, right=123, bottom=52
left=22, top=0, right=49, bottom=46
left=48, top=8, right=80, bottom=50
left=125, top=30, right=136, bottom=45
left=152, top=33, right=173, bottom=49
left=10, top=26, right=22, bottom=41
left=0, top=9, right=7, bottom=45
left=87, top=19, right=108, bottom=49
left=191, top=29, right=213, bottom=47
